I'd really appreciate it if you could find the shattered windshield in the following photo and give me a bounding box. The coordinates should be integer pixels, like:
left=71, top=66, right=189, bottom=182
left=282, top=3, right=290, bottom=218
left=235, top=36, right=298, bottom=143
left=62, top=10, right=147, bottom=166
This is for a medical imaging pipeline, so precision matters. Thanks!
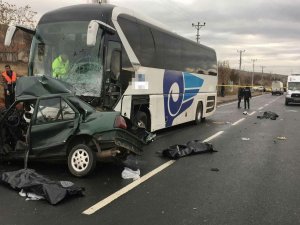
left=288, top=82, right=300, bottom=91
left=29, top=21, right=104, bottom=97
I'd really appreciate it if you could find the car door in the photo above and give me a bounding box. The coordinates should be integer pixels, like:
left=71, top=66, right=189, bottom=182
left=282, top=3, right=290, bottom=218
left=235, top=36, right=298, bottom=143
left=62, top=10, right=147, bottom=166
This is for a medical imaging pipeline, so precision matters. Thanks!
left=30, top=96, right=79, bottom=156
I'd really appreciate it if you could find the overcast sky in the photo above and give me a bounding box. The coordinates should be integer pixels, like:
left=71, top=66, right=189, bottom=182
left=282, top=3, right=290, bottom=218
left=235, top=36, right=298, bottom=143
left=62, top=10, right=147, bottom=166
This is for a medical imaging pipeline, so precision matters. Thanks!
left=7, top=0, right=300, bottom=75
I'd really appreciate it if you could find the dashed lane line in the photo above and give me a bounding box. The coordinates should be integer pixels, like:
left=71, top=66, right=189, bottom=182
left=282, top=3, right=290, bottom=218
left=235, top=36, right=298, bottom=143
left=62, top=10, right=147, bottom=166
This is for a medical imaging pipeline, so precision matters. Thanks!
left=82, top=130, right=225, bottom=215
left=202, top=131, right=224, bottom=142
left=258, top=107, right=264, bottom=110
left=232, top=118, right=245, bottom=126
left=82, top=160, right=176, bottom=215
left=249, top=111, right=256, bottom=116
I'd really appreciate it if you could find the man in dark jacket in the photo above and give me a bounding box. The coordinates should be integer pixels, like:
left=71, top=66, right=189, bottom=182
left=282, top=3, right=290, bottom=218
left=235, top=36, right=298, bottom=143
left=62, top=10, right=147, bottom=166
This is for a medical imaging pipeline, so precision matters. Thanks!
left=237, top=86, right=244, bottom=108
left=244, top=86, right=252, bottom=109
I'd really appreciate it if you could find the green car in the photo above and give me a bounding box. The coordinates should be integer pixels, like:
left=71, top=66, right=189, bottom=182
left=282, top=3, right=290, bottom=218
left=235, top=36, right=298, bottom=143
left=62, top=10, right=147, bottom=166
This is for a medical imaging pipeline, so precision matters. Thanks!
left=0, top=76, right=144, bottom=177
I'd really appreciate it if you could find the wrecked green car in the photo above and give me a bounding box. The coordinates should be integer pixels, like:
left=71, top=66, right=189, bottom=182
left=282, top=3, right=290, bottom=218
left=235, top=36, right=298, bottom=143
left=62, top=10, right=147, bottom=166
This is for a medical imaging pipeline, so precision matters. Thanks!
left=0, top=76, right=144, bottom=177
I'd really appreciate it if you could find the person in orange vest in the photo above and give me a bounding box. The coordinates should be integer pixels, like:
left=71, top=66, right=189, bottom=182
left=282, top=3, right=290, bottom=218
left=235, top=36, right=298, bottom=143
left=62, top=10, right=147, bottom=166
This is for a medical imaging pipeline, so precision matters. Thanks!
left=1, top=65, right=17, bottom=108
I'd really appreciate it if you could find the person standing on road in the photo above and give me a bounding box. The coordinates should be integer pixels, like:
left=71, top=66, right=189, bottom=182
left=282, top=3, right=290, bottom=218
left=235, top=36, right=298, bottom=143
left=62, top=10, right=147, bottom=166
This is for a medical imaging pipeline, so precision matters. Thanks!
left=1, top=65, right=17, bottom=109
left=221, top=82, right=225, bottom=97
left=237, top=86, right=244, bottom=108
left=244, top=86, right=252, bottom=109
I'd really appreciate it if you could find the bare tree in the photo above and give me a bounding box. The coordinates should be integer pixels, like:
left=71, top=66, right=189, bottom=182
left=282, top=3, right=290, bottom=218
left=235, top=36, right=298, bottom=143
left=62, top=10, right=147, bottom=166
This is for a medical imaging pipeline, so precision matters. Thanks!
left=0, top=0, right=37, bottom=28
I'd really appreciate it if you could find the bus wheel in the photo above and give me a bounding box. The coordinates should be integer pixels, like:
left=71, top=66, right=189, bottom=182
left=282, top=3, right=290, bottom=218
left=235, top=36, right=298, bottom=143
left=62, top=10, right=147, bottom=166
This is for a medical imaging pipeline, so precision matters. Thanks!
left=135, top=111, right=148, bottom=130
left=195, top=103, right=203, bottom=125
left=68, top=144, right=96, bottom=177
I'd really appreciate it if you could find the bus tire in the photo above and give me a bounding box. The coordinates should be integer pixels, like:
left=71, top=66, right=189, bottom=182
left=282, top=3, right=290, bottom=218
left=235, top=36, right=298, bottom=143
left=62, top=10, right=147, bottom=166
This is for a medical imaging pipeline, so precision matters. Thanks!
left=135, top=111, right=149, bottom=130
left=195, top=102, right=203, bottom=125
left=68, top=144, right=96, bottom=177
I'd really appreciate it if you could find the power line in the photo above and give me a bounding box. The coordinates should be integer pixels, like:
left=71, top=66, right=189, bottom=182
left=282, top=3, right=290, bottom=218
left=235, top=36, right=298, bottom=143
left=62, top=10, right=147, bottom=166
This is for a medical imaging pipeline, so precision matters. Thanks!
left=192, top=22, right=206, bottom=43
left=237, top=49, right=246, bottom=85
left=251, top=59, right=257, bottom=87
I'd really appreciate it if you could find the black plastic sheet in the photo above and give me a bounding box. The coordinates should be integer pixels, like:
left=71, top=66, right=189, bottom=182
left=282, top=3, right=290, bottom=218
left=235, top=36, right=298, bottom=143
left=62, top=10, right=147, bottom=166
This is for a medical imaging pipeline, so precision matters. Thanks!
left=0, top=169, right=84, bottom=205
left=257, top=111, right=279, bottom=120
left=161, top=141, right=217, bottom=159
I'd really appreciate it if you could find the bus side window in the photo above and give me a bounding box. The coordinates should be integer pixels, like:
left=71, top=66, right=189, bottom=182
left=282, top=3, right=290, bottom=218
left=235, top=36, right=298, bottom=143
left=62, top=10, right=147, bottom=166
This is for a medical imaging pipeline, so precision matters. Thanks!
left=106, top=41, right=121, bottom=82
left=110, top=50, right=121, bottom=81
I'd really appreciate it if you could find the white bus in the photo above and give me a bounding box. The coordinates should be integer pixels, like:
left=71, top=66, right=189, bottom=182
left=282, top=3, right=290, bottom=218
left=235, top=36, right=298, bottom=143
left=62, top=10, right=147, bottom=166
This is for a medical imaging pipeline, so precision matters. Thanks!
left=5, top=4, right=218, bottom=131
left=286, top=75, right=300, bottom=105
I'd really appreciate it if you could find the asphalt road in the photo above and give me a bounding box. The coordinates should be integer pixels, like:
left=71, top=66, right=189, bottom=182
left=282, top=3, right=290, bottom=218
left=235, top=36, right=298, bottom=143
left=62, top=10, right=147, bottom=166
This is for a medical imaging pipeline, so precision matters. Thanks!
left=1, top=93, right=299, bottom=225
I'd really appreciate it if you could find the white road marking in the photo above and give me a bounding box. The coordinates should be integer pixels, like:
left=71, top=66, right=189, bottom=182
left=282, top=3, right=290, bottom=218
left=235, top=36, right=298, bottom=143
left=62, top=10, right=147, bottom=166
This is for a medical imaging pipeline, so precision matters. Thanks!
left=264, top=104, right=269, bottom=107
left=232, top=118, right=245, bottom=126
left=82, top=160, right=176, bottom=215
left=249, top=111, right=256, bottom=116
left=82, top=130, right=225, bottom=215
left=217, top=101, right=236, bottom=108
left=203, top=131, right=224, bottom=142
left=258, top=107, right=264, bottom=110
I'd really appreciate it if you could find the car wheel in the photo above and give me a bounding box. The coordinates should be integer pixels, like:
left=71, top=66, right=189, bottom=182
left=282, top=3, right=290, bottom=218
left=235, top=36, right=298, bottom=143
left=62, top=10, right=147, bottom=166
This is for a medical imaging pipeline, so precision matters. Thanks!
left=195, top=102, right=203, bottom=125
left=285, top=100, right=289, bottom=106
left=68, top=144, right=96, bottom=177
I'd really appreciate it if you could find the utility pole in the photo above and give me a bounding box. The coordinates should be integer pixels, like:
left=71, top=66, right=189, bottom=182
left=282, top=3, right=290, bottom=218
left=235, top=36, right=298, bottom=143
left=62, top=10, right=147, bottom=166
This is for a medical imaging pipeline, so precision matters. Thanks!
left=237, top=50, right=246, bottom=85
left=192, top=22, right=206, bottom=44
left=251, top=59, right=257, bottom=88
left=261, top=66, right=265, bottom=85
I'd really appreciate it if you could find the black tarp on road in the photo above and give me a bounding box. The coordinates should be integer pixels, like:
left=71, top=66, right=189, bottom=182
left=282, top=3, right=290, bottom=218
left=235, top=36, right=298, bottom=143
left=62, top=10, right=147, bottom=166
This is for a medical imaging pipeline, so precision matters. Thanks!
left=0, top=169, right=84, bottom=205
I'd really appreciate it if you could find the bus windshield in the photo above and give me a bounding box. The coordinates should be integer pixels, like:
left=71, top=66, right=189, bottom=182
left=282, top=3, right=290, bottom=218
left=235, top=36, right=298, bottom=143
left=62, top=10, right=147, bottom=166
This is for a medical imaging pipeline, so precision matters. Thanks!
left=288, top=82, right=300, bottom=91
left=29, top=21, right=104, bottom=97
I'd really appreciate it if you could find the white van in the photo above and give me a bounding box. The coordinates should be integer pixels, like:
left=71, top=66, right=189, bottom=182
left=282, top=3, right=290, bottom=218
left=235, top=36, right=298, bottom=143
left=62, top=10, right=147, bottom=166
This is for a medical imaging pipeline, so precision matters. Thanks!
left=271, top=81, right=284, bottom=95
left=286, top=75, right=300, bottom=105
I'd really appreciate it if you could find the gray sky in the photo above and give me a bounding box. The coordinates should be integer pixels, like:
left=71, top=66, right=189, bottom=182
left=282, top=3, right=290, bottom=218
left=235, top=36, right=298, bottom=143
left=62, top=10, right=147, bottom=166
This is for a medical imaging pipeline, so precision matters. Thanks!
left=7, top=0, right=300, bottom=75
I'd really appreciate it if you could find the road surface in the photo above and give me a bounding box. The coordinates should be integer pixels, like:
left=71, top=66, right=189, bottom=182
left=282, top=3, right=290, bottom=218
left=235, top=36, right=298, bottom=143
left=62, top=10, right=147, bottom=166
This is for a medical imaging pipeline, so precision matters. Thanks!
left=0, top=93, right=299, bottom=225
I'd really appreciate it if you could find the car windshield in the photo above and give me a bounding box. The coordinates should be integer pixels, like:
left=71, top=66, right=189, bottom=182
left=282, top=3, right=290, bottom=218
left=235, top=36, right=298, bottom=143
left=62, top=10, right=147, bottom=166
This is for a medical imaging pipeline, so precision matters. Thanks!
left=288, top=82, right=300, bottom=91
left=29, top=21, right=104, bottom=97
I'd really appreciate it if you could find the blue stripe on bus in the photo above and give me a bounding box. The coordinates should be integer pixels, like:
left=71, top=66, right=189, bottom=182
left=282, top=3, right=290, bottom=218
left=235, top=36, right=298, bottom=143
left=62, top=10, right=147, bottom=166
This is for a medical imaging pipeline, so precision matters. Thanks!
left=184, top=72, right=204, bottom=89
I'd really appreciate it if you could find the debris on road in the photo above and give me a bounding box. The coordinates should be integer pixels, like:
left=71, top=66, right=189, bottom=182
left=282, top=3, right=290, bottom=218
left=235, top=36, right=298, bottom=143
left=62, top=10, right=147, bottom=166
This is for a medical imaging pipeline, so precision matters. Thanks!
left=160, top=140, right=217, bottom=160
left=210, top=168, right=220, bottom=172
left=277, top=136, right=287, bottom=140
left=241, top=137, right=250, bottom=141
left=0, top=169, right=84, bottom=205
left=257, top=111, right=279, bottom=120
left=243, top=111, right=248, bottom=115
left=121, top=167, right=140, bottom=180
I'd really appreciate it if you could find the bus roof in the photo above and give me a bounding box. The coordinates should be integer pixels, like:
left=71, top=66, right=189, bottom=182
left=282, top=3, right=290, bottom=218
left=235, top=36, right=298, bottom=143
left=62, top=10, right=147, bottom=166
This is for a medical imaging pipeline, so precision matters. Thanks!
left=38, top=3, right=214, bottom=52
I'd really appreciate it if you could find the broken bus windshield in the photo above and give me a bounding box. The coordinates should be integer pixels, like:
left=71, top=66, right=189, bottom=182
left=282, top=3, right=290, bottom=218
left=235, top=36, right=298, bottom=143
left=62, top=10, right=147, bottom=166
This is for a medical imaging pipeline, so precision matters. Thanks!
left=29, top=21, right=104, bottom=97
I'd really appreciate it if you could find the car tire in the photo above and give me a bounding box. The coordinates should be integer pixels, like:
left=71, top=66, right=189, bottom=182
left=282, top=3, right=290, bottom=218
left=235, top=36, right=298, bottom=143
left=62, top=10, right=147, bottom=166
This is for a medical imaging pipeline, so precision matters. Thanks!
left=285, top=99, right=289, bottom=106
left=195, top=102, right=203, bottom=125
left=68, top=144, right=96, bottom=177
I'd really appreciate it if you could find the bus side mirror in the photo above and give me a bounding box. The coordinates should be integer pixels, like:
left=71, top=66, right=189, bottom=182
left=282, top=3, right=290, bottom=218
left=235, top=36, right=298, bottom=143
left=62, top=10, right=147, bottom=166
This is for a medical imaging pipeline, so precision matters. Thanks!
left=87, top=21, right=99, bottom=46
left=5, top=25, right=35, bottom=47
left=87, top=20, right=116, bottom=46
left=4, top=26, right=17, bottom=47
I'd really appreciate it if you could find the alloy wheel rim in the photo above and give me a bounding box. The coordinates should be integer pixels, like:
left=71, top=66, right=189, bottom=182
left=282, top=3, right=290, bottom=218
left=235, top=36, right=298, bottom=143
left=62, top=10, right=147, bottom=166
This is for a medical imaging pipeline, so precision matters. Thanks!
left=71, top=149, right=89, bottom=172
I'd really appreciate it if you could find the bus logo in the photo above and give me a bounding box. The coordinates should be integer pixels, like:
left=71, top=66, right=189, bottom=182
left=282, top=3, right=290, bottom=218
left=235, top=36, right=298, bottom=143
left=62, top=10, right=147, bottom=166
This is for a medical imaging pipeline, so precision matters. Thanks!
left=163, top=70, right=204, bottom=127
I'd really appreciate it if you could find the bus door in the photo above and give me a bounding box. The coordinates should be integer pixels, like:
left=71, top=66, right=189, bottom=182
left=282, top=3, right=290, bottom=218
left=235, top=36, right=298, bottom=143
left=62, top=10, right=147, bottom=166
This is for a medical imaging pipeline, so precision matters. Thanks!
left=103, top=41, right=122, bottom=109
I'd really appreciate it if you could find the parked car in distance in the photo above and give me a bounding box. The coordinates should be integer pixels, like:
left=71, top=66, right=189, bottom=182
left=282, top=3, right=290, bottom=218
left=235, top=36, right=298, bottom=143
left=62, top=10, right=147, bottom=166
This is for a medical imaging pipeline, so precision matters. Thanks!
left=253, top=86, right=264, bottom=91
left=0, top=76, right=144, bottom=177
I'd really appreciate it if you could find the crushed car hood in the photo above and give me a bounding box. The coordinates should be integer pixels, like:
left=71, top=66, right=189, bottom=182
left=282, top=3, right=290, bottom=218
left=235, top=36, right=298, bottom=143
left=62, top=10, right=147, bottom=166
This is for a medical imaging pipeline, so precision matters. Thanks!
left=15, top=76, right=74, bottom=100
